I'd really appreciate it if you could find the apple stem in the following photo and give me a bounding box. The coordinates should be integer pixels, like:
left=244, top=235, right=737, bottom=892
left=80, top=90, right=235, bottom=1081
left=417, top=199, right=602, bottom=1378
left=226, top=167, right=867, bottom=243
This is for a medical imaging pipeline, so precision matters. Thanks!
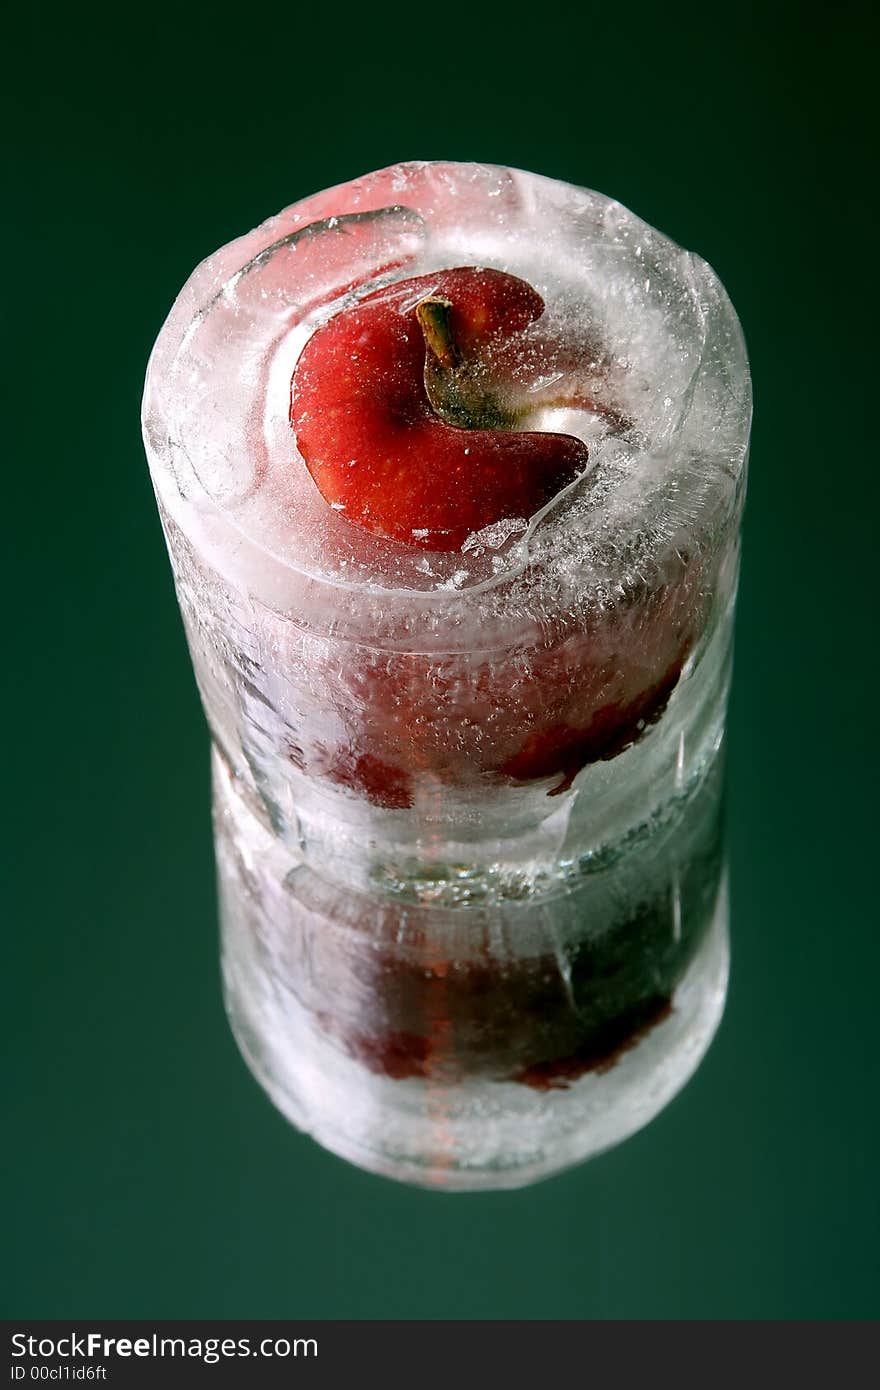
left=415, top=297, right=460, bottom=369
left=414, top=293, right=628, bottom=434
left=417, top=295, right=516, bottom=430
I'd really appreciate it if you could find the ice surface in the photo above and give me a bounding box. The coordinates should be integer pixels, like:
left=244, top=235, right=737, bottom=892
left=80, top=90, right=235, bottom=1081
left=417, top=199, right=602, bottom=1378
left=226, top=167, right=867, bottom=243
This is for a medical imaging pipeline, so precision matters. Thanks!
left=143, top=162, right=750, bottom=643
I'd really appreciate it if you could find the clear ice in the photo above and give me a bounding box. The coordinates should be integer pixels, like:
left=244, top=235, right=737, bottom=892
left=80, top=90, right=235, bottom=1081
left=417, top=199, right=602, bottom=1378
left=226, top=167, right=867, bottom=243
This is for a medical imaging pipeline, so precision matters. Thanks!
left=142, top=162, right=751, bottom=1188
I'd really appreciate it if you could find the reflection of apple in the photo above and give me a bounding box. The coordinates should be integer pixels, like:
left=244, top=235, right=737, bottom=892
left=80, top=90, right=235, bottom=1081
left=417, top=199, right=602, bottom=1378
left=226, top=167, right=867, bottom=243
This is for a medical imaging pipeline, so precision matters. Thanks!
left=304, top=816, right=723, bottom=1088
left=291, top=267, right=590, bottom=551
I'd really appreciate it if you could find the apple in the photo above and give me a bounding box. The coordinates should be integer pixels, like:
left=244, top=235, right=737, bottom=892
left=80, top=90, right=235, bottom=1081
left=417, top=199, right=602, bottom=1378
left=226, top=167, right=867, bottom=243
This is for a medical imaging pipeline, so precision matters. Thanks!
left=290, top=267, right=591, bottom=550
left=286, top=265, right=699, bottom=807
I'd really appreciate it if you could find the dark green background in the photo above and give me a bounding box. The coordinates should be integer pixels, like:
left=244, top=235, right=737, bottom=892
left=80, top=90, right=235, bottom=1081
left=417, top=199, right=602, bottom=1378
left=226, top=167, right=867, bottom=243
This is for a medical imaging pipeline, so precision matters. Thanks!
left=5, top=0, right=877, bottom=1319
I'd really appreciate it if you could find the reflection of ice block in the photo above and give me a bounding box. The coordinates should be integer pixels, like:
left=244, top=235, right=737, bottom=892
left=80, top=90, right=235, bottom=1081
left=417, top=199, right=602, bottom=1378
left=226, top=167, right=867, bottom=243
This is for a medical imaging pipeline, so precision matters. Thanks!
left=216, top=750, right=729, bottom=1188
left=142, top=162, right=750, bottom=1185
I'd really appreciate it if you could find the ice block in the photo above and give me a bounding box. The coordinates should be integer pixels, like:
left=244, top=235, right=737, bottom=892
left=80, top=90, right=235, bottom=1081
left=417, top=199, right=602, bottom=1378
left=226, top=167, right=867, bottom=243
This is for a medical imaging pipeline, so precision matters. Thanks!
left=142, top=161, right=750, bottom=1187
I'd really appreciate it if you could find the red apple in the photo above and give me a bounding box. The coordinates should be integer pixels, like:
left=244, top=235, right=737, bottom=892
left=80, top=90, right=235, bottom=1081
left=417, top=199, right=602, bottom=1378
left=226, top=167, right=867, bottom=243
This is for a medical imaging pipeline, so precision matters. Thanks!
left=290, top=267, right=591, bottom=550
left=285, top=265, right=701, bottom=806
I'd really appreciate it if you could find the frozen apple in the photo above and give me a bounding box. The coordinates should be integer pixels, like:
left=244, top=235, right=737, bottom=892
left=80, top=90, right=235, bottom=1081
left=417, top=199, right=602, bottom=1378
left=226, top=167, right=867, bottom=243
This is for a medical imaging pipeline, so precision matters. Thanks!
left=144, top=162, right=750, bottom=1187
left=291, top=267, right=591, bottom=551
left=287, top=260, right=694, bottom=801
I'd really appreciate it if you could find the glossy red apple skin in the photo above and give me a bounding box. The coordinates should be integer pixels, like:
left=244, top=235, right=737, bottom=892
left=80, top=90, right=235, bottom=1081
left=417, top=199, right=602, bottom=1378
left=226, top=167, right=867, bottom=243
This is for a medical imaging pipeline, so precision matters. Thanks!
left=290, top=268, right=590, bottom=551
